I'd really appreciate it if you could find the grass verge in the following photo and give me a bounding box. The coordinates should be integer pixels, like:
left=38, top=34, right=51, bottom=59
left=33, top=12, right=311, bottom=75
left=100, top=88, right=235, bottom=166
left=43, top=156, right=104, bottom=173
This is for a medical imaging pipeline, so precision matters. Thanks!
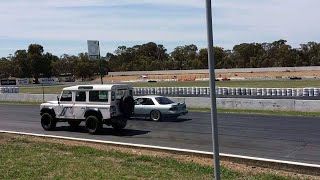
left=132, top=79, right=320, bottom=88
left=19, top=85, right=67, bottom=94
left=0, top=134, right=303, bottom=180
left=0, top=101, right=41, bottom=105
left=190, top=108, right=320, bottom=117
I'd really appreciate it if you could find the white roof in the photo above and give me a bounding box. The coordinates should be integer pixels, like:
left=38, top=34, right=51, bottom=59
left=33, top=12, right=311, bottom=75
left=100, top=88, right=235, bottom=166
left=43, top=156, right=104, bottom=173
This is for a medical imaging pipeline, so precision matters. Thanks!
left=63, top=84, right=132, bottom=91
left=134, top=95, right=164, bottom=99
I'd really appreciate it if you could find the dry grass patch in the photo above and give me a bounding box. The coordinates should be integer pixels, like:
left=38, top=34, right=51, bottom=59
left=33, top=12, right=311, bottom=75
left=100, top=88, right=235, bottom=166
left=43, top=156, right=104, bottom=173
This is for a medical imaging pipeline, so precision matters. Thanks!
left=1, top=133, right=319, bottom=180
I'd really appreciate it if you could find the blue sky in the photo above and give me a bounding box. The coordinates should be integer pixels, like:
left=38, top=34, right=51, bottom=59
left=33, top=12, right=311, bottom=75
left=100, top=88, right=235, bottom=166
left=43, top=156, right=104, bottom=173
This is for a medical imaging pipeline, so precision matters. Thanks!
left=0, top=0, right=320, bottom=58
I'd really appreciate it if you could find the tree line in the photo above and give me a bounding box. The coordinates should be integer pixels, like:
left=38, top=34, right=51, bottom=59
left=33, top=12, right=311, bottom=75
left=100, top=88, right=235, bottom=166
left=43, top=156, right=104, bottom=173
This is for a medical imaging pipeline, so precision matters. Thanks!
left=1, top=39, right=320, bottom=81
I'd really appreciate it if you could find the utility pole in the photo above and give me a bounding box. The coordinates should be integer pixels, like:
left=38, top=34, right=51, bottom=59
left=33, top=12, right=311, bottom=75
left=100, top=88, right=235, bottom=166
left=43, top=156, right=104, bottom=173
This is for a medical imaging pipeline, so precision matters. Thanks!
left=99, top=52, right=103, bottom=84
left=205, top=0, right=221, bottom=179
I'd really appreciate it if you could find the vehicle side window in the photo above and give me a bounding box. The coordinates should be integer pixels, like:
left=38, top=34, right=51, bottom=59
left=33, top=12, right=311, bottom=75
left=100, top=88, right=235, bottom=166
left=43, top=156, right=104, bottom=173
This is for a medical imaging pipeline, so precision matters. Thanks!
left=60, top=91, right=72, bottom=101
left=75, top=91, right=86, bottom=102
left=135, top=98, right=143, bottom=105
left=89, top=91, right=109, bottom=102
left=142, top=98, right=154, bottom=105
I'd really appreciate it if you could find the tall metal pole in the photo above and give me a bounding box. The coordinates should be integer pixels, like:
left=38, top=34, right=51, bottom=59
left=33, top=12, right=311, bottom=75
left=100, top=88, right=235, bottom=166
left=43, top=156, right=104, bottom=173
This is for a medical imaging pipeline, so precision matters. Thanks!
left=42, top=83, right=45, bottom=102
left=205, top=0, right=221, bottom=179
left=99, top=49, right=103, bottom=84
left=99, top=56, right=103, bottom=84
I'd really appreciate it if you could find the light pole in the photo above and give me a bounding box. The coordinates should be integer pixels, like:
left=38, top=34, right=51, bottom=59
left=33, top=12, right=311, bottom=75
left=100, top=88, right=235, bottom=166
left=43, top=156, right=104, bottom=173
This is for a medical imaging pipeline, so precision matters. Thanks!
left=205, top=0, right=221, bottom=179
left=99, top=53, right=103, bottom=84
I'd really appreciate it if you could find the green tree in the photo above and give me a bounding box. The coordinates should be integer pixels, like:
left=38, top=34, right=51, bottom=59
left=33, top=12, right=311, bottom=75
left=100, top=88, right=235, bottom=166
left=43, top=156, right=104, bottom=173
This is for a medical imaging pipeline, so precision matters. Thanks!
left=171, top=44, right=198, bottom=70
left=28, top=44, right=44, bottom=82
left=74, top=53, right=98, bottom=81
left=0, top=58, right=12, bottom=78
left=13, top=49, right=32, bottom=78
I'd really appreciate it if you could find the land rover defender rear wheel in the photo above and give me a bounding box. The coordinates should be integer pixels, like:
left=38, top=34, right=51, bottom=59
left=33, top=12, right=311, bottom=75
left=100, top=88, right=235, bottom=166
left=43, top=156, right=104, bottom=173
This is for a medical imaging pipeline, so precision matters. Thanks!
left=41, top=113, right=56, bottom=130
left=111, top=118, right=127, bottom=130
left=85, top=116, right=102, bottom=134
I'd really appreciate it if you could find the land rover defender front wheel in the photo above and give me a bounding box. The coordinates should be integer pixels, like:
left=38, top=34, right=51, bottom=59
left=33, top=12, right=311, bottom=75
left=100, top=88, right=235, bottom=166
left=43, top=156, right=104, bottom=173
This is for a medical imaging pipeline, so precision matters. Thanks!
left=41, top=113, right=56, bottom=130
left=85, top=116, right=102, bottom=134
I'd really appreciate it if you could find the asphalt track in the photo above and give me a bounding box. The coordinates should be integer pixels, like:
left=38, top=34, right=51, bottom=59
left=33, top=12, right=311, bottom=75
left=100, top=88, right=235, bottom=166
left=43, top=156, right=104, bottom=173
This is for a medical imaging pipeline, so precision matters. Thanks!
left=1, top=104, right=320, bottom=165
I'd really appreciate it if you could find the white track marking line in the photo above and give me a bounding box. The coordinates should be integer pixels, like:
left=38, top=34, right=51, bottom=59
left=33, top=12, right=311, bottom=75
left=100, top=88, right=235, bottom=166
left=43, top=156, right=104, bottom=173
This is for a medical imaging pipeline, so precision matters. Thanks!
left=1, top=130, right=320, bottom=168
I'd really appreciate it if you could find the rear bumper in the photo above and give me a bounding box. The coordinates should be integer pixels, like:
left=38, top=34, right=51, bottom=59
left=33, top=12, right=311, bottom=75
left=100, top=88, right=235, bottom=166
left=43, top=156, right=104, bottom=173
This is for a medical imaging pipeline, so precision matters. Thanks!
left=165, top=109, right=188, bottom=117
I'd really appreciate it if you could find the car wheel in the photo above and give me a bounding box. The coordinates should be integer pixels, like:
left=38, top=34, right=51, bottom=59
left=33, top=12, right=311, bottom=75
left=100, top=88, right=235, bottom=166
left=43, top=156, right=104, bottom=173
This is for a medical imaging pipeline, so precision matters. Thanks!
left=150, top=110, right=162, bottom=121
left=112, top=118, right=127, bottom=130
left=68, top=121, right=81, bottom=128
left=85, top=116, right=102, bottom=134
left=41, top=113, right=56, bottom=130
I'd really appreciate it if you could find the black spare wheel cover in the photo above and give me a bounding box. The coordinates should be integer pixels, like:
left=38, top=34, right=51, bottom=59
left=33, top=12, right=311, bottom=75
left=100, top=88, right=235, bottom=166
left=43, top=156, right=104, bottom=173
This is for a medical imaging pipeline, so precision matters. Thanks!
left=119, top=95, right=135, bottom=117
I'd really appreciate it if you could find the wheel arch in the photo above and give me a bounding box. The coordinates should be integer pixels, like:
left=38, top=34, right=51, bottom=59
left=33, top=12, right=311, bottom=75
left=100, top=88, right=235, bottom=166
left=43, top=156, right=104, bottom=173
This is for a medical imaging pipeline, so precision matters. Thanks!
left=40, top=107, right=56, bottom=118
left=84, top=108, right=103, bottom=119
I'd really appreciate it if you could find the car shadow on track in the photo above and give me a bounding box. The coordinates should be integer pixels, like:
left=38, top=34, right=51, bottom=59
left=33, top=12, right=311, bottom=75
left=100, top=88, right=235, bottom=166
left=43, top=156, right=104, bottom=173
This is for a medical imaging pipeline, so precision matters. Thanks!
left=130, top=117, right=192, bottom=123
left=53, top=126, right=150, bottom=137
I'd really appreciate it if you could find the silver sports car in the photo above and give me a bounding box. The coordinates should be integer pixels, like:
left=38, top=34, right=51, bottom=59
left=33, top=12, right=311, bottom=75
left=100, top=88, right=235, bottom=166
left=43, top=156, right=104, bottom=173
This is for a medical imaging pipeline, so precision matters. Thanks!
left=132, top=96, right=188, bottom=121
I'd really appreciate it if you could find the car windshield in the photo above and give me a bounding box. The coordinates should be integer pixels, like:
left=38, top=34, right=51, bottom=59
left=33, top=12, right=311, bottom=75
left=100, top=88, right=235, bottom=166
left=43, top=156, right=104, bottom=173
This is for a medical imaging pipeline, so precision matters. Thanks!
left=155, top=97, right=174, bottom=105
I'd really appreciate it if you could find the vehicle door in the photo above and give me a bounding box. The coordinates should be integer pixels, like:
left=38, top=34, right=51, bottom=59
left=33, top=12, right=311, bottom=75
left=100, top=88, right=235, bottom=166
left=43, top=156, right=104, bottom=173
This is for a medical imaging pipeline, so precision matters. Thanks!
left=58, top=90, right=75, bottom=119
left=140, top=98, right=156, bottom=118
left=88, top=90, right=110, bottom=120
left=133, top=98, right=145, bottom=117
left=73, top=91, right=87, bottom=119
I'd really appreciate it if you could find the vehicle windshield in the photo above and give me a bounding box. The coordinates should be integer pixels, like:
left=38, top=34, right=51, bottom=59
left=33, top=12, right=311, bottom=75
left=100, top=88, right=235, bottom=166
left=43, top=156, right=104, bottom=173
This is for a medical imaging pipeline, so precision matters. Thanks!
left=155, top=97, right=174, bottom=105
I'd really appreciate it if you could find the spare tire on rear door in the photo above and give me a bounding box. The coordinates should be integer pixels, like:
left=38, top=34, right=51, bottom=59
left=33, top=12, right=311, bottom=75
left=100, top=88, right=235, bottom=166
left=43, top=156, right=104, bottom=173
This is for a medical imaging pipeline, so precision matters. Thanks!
left=119, top=95, right=135, bottom=118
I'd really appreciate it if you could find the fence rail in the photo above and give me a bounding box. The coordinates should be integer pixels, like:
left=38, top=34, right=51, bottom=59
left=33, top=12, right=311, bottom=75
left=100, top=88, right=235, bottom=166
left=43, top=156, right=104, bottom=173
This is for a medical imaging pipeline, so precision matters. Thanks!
left=133, top=87, right=320, bottom=97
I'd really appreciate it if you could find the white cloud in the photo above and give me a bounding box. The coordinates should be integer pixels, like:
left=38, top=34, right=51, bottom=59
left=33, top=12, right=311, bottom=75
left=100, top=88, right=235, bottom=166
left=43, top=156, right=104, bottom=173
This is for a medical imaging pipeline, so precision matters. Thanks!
left=1, top=0, right=320, bottom=56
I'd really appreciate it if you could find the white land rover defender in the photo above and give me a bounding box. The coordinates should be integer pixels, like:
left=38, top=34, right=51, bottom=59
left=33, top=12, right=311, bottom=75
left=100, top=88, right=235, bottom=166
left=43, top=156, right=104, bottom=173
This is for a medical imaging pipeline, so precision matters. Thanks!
left=40, top=84, right=135, bottom=134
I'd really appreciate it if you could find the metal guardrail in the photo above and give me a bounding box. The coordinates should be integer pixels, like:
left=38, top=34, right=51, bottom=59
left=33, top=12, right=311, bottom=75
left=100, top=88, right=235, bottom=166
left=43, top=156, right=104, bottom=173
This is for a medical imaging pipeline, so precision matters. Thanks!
left=133, top=87, right=320, bottom=97
left=0, top=87, right=19, bottom=93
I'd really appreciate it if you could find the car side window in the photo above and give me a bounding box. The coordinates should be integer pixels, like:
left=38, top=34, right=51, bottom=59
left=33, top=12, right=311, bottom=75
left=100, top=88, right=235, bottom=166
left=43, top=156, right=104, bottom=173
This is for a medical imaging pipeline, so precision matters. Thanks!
left=89, top=91, right=109, bottom=102
left=135, top=98, right=141, bottom=105
left=142, top=98, right=154, bottom=105
left=75, top=91, right=86, bottom=102
left=60, top=91, right=72, bottom=101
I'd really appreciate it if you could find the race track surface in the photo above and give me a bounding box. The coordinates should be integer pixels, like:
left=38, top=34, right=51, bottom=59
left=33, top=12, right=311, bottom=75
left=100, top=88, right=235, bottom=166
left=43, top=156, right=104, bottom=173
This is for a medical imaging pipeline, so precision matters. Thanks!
left=1, top=104, right=320, bottom=165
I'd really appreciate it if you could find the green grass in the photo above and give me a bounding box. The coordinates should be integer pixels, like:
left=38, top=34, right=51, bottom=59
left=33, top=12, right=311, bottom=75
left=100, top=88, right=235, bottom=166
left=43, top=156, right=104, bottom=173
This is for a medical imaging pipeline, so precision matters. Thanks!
left=0, top=134, right=302, bottom=180
left=20, top=85, right=68, bottom=94
left=131, top=79, right=320, bottom=88
left=216, top=79, right=320, bottom=88
left=130, top=81, right=209, bottom=87
left=0, top=101, right=41, bottom=105
left=19, top=79, right=320, bottom=94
